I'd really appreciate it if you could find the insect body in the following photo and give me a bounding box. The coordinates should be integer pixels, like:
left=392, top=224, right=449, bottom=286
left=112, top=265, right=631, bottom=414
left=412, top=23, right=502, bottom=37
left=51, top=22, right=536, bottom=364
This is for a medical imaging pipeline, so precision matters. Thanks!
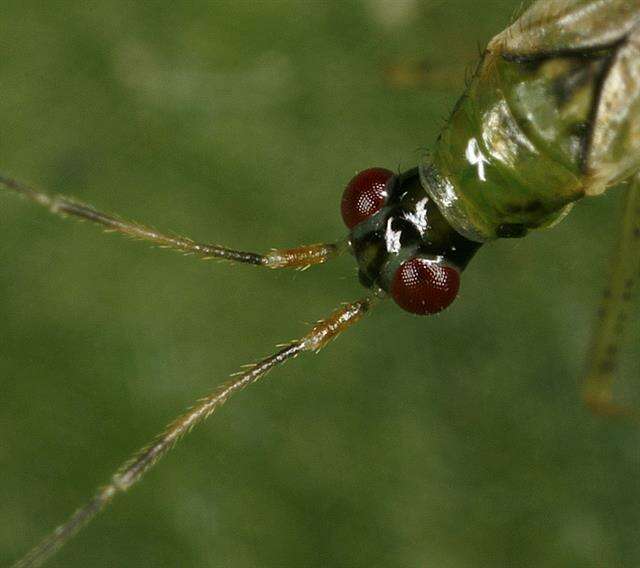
left=3, top=1, right=640, bottom=566
left=426, top=0, right=640, bottom=242
left=346, top=0, right=640, bottom=316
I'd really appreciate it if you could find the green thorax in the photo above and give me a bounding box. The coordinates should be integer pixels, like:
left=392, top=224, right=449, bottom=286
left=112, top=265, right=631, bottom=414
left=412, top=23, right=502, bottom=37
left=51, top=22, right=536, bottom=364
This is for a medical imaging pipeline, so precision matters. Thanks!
left=422, top=49, right=611, bottom=241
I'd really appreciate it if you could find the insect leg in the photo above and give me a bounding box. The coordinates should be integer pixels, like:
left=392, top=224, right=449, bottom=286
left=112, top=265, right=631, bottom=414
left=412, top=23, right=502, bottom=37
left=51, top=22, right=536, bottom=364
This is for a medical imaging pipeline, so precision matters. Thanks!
left=10, top=295, right=376, bottom=568
left=582, top=175, right=640, bottom=418
left=0, top=173, right=343, bottom=269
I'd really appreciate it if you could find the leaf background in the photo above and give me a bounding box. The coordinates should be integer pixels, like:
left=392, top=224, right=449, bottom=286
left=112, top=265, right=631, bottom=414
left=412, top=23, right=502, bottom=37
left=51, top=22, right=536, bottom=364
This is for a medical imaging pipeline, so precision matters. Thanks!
left=1, top=1, right=639, bottom=566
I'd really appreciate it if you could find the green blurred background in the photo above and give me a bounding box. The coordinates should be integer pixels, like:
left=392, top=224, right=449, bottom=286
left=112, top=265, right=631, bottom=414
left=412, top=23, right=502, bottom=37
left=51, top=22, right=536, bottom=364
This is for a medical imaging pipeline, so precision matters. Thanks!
left=1, top=1, right=639, bottom=566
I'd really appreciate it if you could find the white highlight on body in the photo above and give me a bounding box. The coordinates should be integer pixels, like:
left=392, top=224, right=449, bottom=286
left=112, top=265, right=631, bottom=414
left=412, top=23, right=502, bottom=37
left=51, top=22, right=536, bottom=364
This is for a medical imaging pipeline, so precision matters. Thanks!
left=465, top=138, right=489, bottom=182
left=403, top=197, right=429, bottom=235
left=384, top=217, right=402, bottom=254
left=440, top=177, right=458, bottom=208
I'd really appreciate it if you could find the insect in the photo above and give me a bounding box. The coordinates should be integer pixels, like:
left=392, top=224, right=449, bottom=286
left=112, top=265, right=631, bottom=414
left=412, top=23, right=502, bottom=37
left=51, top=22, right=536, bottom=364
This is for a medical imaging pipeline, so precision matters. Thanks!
left=3, top=1, right=640, bottom=566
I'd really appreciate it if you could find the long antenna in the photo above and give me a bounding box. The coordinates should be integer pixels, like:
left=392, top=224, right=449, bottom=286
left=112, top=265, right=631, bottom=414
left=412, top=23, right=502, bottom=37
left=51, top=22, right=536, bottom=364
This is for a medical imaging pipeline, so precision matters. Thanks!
left=0, top=173, right=342, bottom=269
left=11, top=296, right=377, bottom=568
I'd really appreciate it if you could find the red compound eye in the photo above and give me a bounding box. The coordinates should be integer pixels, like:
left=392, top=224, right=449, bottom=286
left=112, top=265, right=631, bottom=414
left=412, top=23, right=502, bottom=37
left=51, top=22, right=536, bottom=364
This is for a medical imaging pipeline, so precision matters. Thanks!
left=341, top=167, right=394, bottom=229
left=391, top=257, right=460, bottom=315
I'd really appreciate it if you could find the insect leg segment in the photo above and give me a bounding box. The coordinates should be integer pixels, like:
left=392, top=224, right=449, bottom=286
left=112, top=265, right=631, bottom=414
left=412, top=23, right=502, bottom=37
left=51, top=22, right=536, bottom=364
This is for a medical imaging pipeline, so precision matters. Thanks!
left=583, top=175, right=640, bottom=418
left=11, top=297, right=374, bottom=568
left=0, top=173, right=341, bottom=268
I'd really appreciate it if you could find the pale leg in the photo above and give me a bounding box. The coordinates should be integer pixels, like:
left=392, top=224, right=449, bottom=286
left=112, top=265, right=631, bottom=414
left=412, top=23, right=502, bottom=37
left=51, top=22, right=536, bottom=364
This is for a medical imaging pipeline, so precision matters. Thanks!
left=583, top=175, right=640, bottom=417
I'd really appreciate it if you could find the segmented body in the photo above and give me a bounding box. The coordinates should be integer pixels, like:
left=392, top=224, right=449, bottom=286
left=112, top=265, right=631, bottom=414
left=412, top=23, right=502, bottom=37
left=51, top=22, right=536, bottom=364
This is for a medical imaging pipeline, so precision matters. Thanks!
left=423, top=0, right=640, bottom=242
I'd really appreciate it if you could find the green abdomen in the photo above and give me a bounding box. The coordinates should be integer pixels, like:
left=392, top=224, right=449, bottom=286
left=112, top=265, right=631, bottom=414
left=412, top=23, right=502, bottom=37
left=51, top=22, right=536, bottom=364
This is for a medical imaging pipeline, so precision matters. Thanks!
left=423, top=50, right=610, bottom=241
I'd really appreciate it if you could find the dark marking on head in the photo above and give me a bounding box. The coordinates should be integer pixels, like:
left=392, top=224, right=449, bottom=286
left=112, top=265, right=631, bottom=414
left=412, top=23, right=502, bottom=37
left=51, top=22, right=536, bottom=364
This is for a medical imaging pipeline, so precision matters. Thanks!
left=348, top=168, right=481, bottom=293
